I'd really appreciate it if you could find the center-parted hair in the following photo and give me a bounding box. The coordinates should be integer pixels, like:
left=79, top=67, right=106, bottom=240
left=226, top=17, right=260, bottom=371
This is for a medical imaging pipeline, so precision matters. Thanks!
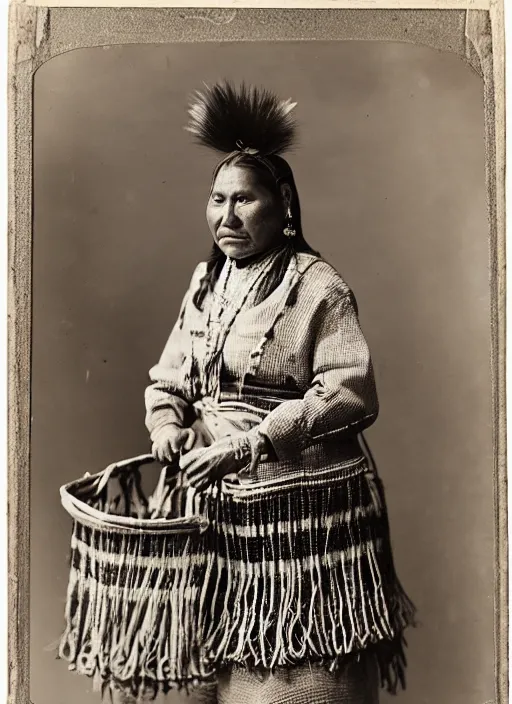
left=185, top=81, right=319, bottom=309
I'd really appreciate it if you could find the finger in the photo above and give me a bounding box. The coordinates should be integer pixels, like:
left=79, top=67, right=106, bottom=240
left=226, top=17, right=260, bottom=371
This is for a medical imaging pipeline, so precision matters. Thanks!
left=167, top=439, right=179, bottom=461
left=169, top=435, right=181, bottom=454
left=240, top=445, right=261, bottom=483
left=152, top=442, right=162, bottom=462
left=182, top=429, right=196, bottom=453
left=182, top=455, right=210, bottom=485
left=248, top=451, right=259, bottom=478
left=182, top=457, right=204, bottom=479
left=252, top=442, right=264, bottom=471
left=188, top=466, right=210, bottom=491
left=179, top=452, right=193, bottom=471
left=179, top=447, right=205, bottom=470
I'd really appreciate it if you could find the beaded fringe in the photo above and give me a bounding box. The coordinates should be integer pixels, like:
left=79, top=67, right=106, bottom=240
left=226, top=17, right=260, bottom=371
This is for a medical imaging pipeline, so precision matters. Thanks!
left=58, top=464, right=415, bottom=701
left=200, top=466, right=415, bottom=695
left=58, top=471, right=216, bottom=701
left=58, top=522, right=216, bottom=701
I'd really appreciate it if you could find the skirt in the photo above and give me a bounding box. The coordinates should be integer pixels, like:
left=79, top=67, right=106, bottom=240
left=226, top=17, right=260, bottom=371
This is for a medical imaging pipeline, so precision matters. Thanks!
left=106, top=451, right=411, bottom=703
left=113, top=656, right=379, bottom=704
left=60, top=399, right=415, bottom=700
left=217, top=656, right=379, bottom=704
left=197, top=456, right=414, bottom=692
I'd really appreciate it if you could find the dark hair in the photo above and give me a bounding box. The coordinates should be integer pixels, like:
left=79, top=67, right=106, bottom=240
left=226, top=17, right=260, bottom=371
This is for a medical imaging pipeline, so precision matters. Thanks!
left=192, top=152, right=319, bottom=309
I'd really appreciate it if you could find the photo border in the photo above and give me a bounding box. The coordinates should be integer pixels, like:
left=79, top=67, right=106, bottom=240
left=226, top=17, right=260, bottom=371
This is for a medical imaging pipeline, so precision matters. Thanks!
left=7, top=2, right=506, bottom=702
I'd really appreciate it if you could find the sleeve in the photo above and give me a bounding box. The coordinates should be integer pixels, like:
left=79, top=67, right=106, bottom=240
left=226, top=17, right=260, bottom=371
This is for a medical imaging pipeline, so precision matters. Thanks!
left=258, top=288, right=379, bottom=462
left=144, top=266, right=203, bottom=439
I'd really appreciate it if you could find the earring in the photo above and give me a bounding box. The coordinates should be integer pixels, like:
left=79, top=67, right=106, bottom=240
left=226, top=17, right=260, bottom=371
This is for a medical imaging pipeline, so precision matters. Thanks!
left=283, top=208, right=296, bottom=238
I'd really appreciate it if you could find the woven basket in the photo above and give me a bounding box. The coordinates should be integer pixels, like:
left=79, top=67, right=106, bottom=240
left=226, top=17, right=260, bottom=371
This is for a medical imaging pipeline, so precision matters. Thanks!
left=59, top=454, right=215, bottom=701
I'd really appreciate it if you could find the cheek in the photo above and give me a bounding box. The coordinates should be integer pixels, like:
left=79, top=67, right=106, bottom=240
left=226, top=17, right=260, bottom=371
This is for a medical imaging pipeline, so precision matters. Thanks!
left=246, top=203, right=282, bottom=242
left=206, top=205, right=217, bottom=233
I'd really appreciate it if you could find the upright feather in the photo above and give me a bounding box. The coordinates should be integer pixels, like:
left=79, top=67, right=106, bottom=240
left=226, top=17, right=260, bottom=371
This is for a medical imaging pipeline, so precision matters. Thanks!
left=185, top=81, right=297, bottom=156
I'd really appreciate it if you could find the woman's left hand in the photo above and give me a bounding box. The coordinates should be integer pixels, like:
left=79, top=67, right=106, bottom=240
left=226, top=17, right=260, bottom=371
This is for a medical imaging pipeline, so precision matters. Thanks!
left=178, top=429, right=270, bottom=491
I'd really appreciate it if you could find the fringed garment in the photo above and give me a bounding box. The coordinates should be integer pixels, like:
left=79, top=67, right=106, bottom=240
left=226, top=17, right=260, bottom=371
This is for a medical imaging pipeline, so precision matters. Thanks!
left=202, top=456, right=412, bottom=685
left=59, top=247, right=415, bottom=702
left=144, top=247, right=416, bottom=697
left=59, top=456, right=216, bottom=701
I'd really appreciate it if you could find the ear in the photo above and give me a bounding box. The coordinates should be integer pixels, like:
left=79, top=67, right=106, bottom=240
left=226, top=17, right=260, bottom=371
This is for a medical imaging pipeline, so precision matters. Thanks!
left=280, top=183, right=292, bottom=213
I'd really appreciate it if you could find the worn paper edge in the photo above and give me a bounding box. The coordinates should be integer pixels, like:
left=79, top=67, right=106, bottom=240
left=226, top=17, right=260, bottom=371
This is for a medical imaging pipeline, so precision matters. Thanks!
left=6, top=3, right=507, bottom=704
left=11, top=0, right=493, bottom=9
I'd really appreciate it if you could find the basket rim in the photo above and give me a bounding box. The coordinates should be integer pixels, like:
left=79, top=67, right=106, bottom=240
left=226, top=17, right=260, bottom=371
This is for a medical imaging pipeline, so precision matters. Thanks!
left=59, top=454, right=209, bottom=534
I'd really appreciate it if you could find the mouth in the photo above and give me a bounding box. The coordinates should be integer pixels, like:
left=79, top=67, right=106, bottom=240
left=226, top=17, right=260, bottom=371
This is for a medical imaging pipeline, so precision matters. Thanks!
left=218, top=230, right=248, bottom=241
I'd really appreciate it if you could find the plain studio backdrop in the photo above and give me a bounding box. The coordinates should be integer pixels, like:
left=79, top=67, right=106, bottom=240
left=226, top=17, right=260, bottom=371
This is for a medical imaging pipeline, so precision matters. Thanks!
left=31, top=41, right=492, bottom=704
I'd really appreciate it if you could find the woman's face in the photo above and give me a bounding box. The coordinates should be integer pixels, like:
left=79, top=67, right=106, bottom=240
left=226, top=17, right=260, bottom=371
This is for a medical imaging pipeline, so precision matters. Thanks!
left=207, top=164, right=286, bottom=260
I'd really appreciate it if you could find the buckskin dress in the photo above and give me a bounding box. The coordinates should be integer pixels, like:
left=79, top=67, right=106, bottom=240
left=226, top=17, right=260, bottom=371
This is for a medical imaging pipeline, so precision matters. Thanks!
left=144, top=247, right=415, bottom=704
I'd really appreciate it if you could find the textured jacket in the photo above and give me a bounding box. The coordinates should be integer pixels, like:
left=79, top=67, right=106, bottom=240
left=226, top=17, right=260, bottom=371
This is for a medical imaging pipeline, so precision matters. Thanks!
left=145, top=252, right=379, bottom=474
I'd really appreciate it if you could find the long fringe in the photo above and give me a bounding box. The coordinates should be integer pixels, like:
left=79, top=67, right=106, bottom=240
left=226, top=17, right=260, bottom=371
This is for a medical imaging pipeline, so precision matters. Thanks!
left=59, top=463, right=415, bottom=699
left=59, top=524, right=216, bottom=700
left=59, top=472, right=216, bottom=701
left=200, top=466, right=416, bottom=693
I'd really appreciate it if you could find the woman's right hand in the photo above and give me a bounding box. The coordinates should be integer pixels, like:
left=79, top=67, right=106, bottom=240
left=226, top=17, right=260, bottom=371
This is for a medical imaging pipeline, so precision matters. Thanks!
left=151, top=423, right=196, bottom=463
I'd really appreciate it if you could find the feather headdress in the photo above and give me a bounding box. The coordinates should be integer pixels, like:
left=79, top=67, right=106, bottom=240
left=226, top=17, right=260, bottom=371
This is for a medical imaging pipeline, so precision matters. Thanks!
left=185, top=81, right=297, bottom=157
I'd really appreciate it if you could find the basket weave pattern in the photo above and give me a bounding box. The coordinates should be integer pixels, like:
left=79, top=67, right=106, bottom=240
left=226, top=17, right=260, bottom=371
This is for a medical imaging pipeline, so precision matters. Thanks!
left=59, top=454, right=415, bottom=701
left=59, top=456, right=215, bottom=700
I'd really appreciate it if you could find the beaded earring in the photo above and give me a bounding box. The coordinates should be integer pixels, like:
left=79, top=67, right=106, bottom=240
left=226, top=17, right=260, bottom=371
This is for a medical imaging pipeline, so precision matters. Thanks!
left=283, top=207, right=296, bottom=238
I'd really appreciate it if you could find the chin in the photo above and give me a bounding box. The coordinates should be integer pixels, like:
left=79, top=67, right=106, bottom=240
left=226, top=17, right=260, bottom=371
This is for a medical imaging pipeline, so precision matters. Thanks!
left=218, top=242, right=255, bottom=260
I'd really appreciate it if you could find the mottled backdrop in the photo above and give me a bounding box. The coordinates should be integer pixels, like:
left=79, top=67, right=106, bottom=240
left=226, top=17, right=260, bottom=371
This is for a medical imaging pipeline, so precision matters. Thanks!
left=31, top=41, right=492, bottom=704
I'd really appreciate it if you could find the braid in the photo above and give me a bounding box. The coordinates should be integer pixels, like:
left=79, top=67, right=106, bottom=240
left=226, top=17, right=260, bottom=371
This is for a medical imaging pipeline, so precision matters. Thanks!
left=192, top=237, right=319, bottom=312
left=192, top=244, right=226, bottom=310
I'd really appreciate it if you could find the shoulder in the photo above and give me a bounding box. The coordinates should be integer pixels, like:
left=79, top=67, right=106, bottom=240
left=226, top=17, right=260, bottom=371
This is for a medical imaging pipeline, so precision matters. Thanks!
left=293, top=252, right=352, bottom=300
left=189, top=261, right=208, bottom=290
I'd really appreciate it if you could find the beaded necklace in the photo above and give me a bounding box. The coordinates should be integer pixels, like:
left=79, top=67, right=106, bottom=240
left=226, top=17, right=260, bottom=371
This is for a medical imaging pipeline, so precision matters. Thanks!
left=200, top=252, right=282, bottom=400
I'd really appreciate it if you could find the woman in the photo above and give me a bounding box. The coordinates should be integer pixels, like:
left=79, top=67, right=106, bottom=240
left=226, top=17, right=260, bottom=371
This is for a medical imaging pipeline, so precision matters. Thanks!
left=144, top=82, right=415, bottom=704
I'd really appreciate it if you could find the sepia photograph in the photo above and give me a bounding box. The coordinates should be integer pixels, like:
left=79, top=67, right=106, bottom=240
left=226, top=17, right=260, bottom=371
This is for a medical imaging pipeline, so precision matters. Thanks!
left=7, top=5, right=505, bottom=704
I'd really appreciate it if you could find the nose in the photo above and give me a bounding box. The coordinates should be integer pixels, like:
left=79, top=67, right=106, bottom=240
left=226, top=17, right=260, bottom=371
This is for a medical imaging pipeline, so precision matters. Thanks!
left=221, top=201, right=242, bottom=229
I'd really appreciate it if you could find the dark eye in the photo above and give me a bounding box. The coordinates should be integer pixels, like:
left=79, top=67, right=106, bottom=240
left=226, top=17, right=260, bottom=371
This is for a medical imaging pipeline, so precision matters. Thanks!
left=236, top=195, right=250, bottom=204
